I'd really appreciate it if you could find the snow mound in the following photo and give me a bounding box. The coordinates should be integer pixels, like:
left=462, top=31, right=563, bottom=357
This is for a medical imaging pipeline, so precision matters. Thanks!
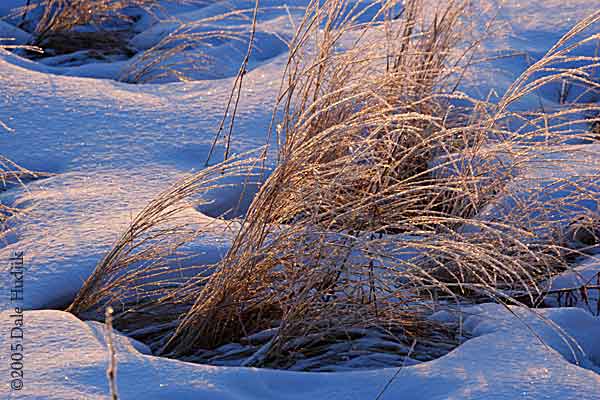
left=0, top=0, right=298, bottom=83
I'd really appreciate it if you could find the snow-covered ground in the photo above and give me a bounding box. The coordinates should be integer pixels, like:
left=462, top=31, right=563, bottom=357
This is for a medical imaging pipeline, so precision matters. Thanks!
left=1, top=0, right=600, bottom=398
left=2, top=305, right=600, bottom=399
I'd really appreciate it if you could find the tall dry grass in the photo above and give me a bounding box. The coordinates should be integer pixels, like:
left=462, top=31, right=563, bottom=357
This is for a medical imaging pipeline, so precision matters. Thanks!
left=67, top=0, right=600, bottom=370
left=159, top=0, right=501, bottom=360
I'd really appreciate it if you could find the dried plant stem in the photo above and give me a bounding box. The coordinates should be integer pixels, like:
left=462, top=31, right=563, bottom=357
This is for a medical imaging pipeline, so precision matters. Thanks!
left=206, top=0, right=261, bottom=165
left=105, top=307, right=119, bottom=400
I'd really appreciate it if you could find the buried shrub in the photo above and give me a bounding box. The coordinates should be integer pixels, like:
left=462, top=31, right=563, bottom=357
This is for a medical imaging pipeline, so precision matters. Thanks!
left=68, top=1, right=600, bottom=370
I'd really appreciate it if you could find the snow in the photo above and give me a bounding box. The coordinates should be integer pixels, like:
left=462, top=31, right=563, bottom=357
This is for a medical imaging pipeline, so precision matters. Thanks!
left=0, top=0, right=295, bottom=313
left=460, top=0, right=600, bottom=113
left=0, top=22, right=285, bottom=309
left=1, top=306, right=599, bottom=399
left=0, top=33, right=285, bottom=308
left=447, top=304, right=600, bottom=371
left=1, top=0, right=600, bottom=398
left=0, top=0, right=299, bottom=83
left=0, top=21, right=30, bottom=45
left=466, top=145, right=600, bottom=235
left=545, top=257, right=600, bottom=315
left=0, top=169, right=238, bottom=310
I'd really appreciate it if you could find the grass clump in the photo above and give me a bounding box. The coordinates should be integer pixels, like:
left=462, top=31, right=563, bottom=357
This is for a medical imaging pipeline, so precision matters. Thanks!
left=9, top=0, right=161, bottom=59
left=28, top=0, right=156, bottom=43
left=67, top=0, right=600, bottom=371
